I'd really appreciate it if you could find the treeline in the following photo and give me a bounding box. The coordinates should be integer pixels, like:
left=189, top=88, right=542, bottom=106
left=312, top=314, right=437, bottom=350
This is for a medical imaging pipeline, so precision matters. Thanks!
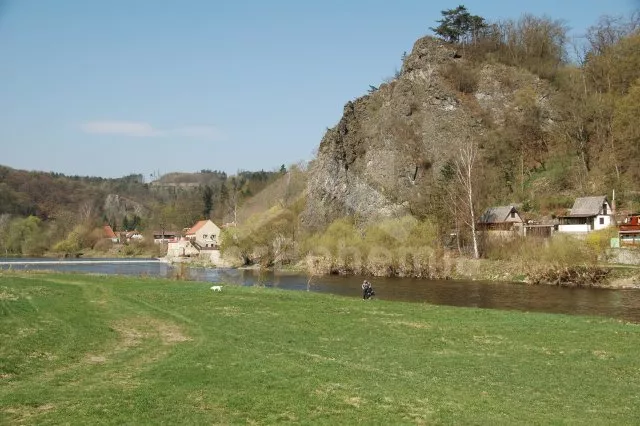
left=0, top=164, right=282, bottom=256
left=430, top=6, right=640, bottom=200
left=424, top=6, right=640, bottom=257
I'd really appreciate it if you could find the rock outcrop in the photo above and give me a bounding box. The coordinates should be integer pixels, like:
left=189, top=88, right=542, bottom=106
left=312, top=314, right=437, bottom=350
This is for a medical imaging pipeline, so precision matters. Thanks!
left=103, top=194, right=149, bottom=220
left=303, top=36, right=554, bottom=230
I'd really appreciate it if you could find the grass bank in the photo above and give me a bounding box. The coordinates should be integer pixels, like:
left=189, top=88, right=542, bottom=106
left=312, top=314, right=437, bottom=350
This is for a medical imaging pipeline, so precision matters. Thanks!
left=1, top=272, right=640, bottom=424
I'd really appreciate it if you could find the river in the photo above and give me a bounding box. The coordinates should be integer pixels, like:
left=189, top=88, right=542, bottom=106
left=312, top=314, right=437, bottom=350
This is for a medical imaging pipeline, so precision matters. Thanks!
left=2, top=258, right=639, bottom=322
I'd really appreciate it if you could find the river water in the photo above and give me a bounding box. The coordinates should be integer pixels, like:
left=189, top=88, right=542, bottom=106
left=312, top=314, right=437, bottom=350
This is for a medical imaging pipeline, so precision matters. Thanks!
left=2, top=258, right=639, bottom=322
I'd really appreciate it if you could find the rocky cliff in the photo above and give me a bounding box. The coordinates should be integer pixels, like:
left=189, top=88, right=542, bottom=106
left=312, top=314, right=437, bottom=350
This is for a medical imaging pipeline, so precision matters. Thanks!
left=302, top=36, right=554, bottom=230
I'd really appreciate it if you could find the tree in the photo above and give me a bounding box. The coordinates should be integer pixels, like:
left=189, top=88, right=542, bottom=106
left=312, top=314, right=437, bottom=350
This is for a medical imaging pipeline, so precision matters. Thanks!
left=0, top=214, right=11, bottom=256
left=202, top=185, right=214, bottom=219
left=613, top=80, right=640, bottom=182
left=4, top=216, right=45, bottom=255
left=430, top=5, right=486, bottom=44
left=280, top=164, right=287, bottom=174
left=131, top=214, right=142, bottom=230
left=453, top=138, right=480, bottom=259
left=225, top=176, right=247, bottom=225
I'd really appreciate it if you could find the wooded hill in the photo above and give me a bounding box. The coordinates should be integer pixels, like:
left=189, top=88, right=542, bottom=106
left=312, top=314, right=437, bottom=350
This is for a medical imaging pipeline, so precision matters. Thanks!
left=0, top=165, right=282, bottom=256
left=221, top=7, right=640, bottom=270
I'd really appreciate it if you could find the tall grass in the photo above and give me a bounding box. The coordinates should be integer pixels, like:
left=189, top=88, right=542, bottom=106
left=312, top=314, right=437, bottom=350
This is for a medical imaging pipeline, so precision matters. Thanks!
left=484, top=230, right=618, bottom=286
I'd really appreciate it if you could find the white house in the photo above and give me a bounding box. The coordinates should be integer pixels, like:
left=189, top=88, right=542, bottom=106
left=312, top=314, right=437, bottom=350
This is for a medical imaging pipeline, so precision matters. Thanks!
left=185, top=219, right=221, bottom=249
left=167, top=238, right=200, bottom=257
left=557, top=196, right=613, bottom=233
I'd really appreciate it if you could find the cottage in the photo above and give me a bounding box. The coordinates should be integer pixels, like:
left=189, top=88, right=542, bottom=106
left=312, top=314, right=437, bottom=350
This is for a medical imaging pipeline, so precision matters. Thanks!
left=619, top=213, right=640, bottom=246
left=103, top=225, right=119, bottom=243
left=185, top=219, right=221, bottom=249
left=557, top=196, right=613, bottom=233
left=478, top=205, right=524, bottom=237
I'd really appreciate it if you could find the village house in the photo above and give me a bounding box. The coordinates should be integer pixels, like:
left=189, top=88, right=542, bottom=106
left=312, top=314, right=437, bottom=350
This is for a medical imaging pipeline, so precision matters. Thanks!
left=557, top=196, right=613, bottom=233
left=152, top=230, right=179, bottom=244
left=478, top=205, right=524, bottom=237
left=618, top=213, right=640, bottom=246
left=166, top=237, right=200, bottom=258
left=185, top=219, right=221, bottom=249
left=103, top=225, right=119, bottom=243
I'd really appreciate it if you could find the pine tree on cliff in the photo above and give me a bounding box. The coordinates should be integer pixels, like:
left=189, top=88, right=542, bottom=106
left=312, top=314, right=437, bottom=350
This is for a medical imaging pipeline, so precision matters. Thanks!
left=430, top=5, right=487, bottom=44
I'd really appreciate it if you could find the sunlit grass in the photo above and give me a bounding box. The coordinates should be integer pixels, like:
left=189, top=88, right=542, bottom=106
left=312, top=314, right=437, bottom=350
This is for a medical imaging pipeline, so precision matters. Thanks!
left=1, top=272, right=639, bottom=424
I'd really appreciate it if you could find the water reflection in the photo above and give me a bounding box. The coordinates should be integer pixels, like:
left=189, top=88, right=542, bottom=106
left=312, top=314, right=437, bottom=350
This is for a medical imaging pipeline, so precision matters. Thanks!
left=2, top=259, right=639, bottom=322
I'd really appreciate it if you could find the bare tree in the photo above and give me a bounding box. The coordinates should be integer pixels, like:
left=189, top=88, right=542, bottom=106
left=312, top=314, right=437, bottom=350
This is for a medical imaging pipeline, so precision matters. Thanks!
left=225, top=175, right=246, bottom=225
left=454, top=138, right=480, bottom=259
left=0, top=213, right=11, bottom=256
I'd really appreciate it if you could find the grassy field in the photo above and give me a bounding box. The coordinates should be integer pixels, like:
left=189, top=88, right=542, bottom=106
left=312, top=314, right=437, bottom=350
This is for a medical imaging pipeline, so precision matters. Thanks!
left=1, top=272, right=640, bottom=424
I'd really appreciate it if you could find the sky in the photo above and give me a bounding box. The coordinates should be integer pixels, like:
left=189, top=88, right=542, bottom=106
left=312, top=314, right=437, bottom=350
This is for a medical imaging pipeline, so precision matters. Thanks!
left=0, top=0, right=637, bottom=180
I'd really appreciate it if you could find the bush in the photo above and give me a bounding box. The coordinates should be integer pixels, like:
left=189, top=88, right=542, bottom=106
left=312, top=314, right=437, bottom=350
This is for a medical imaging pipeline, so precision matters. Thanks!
left=484, top=234, right=594, bottom=265
left=93, top=239, right=113, bottom=253
left=444, top=62, right=479, bottom=93
left=301, top=216, right=445, bottom=278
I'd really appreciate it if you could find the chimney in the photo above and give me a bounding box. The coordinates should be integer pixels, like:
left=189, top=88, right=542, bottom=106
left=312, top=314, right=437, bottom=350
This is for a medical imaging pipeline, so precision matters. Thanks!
left=612, top=189, right=616, bottom=222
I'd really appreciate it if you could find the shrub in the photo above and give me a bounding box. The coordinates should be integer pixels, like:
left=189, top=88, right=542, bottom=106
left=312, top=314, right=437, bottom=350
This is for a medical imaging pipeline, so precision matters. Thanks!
left=444, top=62, right=479, bottom=93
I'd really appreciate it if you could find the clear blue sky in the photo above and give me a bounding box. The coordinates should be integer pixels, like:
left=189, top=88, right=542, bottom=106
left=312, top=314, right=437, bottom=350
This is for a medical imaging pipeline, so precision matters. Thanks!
left=0, top=0, right=637, bottom=179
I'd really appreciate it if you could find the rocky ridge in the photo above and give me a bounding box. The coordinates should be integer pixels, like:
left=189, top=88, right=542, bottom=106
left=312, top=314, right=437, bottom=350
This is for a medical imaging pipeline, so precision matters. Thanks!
left=302, top=36, right=555, bottom=230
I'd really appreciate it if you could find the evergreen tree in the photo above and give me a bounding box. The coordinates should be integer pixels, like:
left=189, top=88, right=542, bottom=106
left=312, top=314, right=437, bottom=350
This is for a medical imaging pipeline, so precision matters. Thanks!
left=202, top=185, right=214, bottom=219
left=430, top=5, right=486, bottom=44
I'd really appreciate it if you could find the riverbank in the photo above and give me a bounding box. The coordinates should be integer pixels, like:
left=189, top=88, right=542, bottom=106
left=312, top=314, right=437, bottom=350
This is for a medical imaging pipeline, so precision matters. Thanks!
left=241, top=257, right=640, bottom=289
left=1, top=272, right=639, bottom=424
left=452, top=258, right=640, bottom=289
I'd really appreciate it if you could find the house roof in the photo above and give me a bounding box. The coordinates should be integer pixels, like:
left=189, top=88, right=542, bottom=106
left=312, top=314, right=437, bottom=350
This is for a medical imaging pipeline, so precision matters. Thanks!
left=566, top=196, right=608, bottom=217
left=152, top=230, right=178, bottom=236
left=103, top=225, right=117, bottom=239
left=185, top=220, right=209, bottom=236
left=479, top=206, right=518, bottom=224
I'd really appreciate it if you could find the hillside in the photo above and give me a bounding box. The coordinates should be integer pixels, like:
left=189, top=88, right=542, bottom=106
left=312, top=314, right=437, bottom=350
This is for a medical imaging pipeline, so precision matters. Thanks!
left=224, top=11, right=639, bottom=250
left=304, top=36, right=557, bottom=229
left=0, top=165, right=281, bottom=256
left=303, top=14, right=640, bottom=232
left=218, top=10, right=640, bottom=270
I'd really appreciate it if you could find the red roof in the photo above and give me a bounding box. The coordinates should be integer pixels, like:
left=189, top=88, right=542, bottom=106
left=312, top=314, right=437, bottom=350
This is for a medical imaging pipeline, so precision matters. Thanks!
left=103, top=225, right=117, bottom=239
left=185, top=220, right=208, bottom=236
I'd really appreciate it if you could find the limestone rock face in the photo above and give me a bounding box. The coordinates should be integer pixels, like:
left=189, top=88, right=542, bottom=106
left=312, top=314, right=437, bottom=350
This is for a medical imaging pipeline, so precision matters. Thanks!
left=302, top=36, right=554, bottom=231
left=103, top=194, right=149, bottom=220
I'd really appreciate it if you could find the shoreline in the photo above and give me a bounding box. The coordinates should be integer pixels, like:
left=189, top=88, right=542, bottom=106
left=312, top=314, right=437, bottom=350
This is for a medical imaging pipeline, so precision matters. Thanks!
left=4, top=254, right=639, bottom=289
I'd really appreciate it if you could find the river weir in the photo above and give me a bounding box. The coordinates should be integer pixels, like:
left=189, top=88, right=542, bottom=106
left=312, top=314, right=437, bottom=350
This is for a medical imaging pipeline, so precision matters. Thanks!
left=0, top=259, right=164, bottom=265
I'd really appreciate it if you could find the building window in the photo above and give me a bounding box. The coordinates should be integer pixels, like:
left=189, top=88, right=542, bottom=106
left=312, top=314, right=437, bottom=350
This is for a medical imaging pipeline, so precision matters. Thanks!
left=599, top=217, right=604, bottom=225
left=510, top=211, right=516, bottom=219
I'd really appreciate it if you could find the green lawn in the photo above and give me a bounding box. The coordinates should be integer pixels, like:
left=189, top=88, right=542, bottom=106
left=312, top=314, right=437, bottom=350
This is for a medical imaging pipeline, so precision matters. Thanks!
left=1, top=272, right=639, bottom=424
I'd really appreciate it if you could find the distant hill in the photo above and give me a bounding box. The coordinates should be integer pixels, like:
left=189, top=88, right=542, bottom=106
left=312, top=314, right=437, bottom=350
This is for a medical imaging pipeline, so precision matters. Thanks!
left=0, top=165, right=283, bottom=237
left=236, top=165, right=308, bottom=224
